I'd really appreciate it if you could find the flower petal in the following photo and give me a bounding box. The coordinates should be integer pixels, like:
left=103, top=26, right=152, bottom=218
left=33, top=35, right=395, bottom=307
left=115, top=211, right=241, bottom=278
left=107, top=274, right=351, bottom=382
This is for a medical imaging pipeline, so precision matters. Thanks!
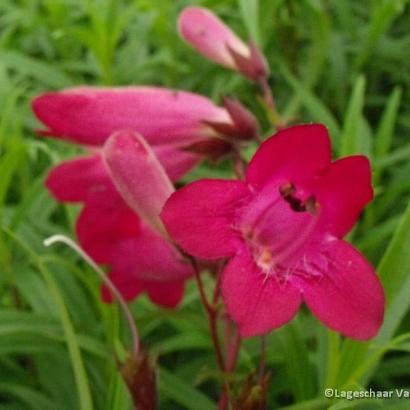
left=45, top=155, right=108, bottom=202
left=178, top=7, right=249, bottom=70
left=101, top=275, right=185, bottom=308
left=145, top=280, right=185, bottom=308
left=221, top=246, right=302, bottom=337
left=246, top=124, right=331, bottom=190
left=301, top=238, right=384, bottom=340
left=101, top=272, right=144, bottom=303
left=161, top=179, right=250, bottom=259
left=77, top=188, right=192, bottom=282
left=78, top=185, right=192, bottom=307
left=154, top=144, right=201, bottom=182
left=313, top=156, right=373, bottom=238
left=108, top=230, right=192, bottom=283
left=33, top=86, right=229, bottom=146
left=104, top=131, right=174, bottom=237
left=76, top=185, right=141, bottom=264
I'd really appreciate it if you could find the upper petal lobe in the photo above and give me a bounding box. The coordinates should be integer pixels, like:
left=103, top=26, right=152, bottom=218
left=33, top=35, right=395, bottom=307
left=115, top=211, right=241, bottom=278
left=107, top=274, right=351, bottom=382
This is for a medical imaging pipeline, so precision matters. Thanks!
left=313, top=155, right=373, bottom=238
left=246, top=124, right=331, bottom=190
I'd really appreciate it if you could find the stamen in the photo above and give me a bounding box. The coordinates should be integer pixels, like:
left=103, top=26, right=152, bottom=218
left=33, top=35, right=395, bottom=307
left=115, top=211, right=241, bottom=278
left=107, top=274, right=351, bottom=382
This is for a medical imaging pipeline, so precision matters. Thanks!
left=260, top=248, right=273, bottom=265
left=279, top=182, right=296, bottom=197
left=305, top=196, right=320, bottom=215
left=279, top=183, right=319, bottom=214
left=257, top=248, right=275, bottom=273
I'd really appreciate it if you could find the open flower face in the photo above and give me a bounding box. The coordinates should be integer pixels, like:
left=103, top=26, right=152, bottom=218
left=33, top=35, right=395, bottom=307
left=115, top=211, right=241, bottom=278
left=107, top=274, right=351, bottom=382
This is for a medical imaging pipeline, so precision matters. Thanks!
left=161, top=124, right=385, bottom=340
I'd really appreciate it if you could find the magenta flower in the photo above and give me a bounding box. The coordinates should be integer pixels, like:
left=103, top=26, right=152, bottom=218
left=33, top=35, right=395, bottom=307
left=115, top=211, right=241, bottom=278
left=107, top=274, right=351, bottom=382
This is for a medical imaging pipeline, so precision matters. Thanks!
left=45, top=131, right=192, bottom=307
left=178, top=7, right=269, bottom=81
left=33, top=86, right=234, bottom=180
left=161, top=124, right=385, bottom=339
left=33, top=85, right=253, bottom=307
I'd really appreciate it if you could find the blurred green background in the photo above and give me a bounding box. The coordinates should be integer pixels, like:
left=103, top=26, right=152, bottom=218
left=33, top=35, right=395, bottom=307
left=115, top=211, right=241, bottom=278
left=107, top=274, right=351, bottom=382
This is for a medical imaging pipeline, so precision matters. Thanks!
left=1, top=0, right=410, bottom=409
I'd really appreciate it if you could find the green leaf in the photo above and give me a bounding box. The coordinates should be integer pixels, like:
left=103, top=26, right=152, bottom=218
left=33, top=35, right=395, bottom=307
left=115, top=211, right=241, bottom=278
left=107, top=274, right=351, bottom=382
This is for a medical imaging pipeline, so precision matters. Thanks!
left=374, top=87, right=402, bottom=159
left=0, top=51, right=71, bottom=88
left=2, top=228, right=94, bottom=410
left=280, top=63, right=341, bottom=144
left=376, top=199, right=410, bottom=343
left=355, top=0, right=408, bottom=70
left=0, top=383, right=56, bottom=410
left=152, top=332, right=210, bottom=355
left=237, top=0, right=260, bottom=44
left=340, top=76, right=367, bottom=156
left=277, top=397, right=329, bottom=410
left=278, top=322, right=316, bottom=401
left=106, top=369, right=132, bottom=410
left=159, top=367, right=215, bottom=410
left=374, top=144, right=410, bottom=169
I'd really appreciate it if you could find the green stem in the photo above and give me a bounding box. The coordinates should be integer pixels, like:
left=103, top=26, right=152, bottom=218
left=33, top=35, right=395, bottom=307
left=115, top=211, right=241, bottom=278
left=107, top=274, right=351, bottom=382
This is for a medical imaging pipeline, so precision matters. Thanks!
left=324, top=330, right=340, bottom=388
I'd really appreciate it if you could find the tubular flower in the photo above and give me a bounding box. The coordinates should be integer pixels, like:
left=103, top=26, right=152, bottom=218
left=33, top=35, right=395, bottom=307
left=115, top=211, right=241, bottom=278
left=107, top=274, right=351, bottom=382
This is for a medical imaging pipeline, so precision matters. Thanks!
left=33, top=86, right=231, bottom=180
left=178, top=7, right=269, bottom=81
left=161, top=124, right=385, bottom=339
left=33, top=86, right=258, bottom=178
left=33, top=85, right=256, bottom=307
left=45, top=131, right=193, bottom=307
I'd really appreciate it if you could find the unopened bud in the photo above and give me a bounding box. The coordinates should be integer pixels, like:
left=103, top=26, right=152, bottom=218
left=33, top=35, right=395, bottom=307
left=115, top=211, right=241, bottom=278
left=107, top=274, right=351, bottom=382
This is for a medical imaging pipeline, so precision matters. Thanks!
left=229, top=41, right=269, bottom=82
left=120, top=348, right=157, bottom=410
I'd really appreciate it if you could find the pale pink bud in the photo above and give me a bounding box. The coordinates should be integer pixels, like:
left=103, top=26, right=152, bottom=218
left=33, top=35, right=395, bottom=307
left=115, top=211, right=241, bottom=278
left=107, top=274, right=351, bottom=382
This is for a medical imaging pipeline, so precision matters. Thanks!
left=178, top=7, right=269, bottom=81
left=103, top=130, right=174, bottom=238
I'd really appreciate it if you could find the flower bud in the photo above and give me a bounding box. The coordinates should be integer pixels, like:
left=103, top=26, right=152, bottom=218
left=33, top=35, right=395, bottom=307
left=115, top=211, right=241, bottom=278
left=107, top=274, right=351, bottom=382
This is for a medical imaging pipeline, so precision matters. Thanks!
left=121, top=349, right=157, bottom=410
left=178, top=7, right=269, bottom=82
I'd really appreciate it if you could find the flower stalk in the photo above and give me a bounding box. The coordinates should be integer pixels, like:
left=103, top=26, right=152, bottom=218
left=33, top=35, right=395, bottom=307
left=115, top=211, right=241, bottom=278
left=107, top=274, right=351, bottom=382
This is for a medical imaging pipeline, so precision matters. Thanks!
left=188, top=256, right=233, bottom=408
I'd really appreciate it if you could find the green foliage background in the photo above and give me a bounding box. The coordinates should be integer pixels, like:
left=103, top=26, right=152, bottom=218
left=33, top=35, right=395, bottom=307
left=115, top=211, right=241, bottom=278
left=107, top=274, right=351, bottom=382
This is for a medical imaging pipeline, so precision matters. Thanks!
left=1, top=0, right=410, bottom=409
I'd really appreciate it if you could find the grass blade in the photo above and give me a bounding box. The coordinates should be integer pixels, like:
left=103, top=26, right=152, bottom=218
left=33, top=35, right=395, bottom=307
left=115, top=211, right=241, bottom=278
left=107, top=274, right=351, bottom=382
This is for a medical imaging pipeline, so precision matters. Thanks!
left=159, top=367, right=215, bottom=410
left=340, top=76, right=367, bottom=156
left=374, top=87, right=402, bottom=159
left=376, top=199, right=410, bottom=343
left=2, top=228, right=94, bottom=410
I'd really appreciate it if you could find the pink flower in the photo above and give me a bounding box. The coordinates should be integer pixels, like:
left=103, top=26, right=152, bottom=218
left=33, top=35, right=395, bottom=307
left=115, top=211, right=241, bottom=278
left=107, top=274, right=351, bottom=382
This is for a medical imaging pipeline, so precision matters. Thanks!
left=34, top=85, right=256, bottom=307
left=46, top=131, right=192, bottom=307
left=33, top=86, right=233, bottom=180
left=178, top=7, right=269, bottom=81
left=161, top=124, right=385, bottom=339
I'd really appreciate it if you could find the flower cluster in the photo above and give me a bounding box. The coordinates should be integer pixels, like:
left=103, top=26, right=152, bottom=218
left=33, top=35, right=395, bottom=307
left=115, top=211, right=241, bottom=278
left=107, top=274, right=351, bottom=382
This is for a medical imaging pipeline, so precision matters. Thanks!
left=34, top=6, right=384, bottom=343
left=34, top=86, right=255, bottom=306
